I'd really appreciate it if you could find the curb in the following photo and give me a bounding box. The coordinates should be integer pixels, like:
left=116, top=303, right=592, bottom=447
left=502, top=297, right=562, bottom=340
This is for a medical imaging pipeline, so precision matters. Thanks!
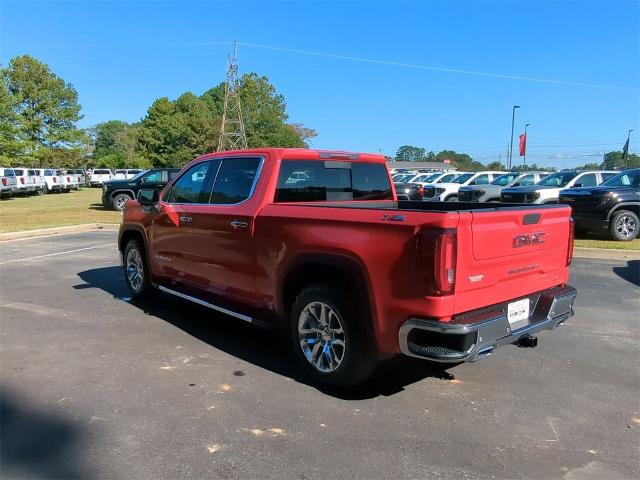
left=0, top=223, right=119, bottom=242
left=573, top=247, right=640, bottom=260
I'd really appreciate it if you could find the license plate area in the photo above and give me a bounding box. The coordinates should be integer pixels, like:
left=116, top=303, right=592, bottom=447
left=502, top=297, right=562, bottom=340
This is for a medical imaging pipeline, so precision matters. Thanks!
left=507, top=298, right=530, bottom=327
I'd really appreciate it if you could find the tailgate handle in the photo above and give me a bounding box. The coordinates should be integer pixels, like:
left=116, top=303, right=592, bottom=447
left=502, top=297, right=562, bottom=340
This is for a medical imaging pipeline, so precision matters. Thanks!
left=523, top=213, right=541, bottom=225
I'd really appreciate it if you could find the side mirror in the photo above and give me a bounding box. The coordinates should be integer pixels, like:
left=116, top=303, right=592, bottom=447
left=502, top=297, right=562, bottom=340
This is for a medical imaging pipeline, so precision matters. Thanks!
left=574, top=183, right=583, bottom=188
left=137, top=189, right=159, bottom=206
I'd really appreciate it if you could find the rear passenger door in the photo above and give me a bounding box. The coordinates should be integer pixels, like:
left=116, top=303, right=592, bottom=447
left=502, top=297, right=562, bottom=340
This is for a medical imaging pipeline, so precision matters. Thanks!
left=185, top=157, right=264, bottom=306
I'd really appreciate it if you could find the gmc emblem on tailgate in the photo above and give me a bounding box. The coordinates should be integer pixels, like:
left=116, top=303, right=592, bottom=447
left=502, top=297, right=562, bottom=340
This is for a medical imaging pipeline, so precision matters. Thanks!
left=513, top=232, right=546, bottom=248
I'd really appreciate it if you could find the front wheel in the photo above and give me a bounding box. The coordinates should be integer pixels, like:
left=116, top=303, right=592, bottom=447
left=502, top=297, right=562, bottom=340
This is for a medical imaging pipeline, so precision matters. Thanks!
left=124, top=240, right=151, bottom=298
left=609, top=210, right=639, bottom=241
left=113, top=193, right=132, bottom=211
left=445, top=195, right=458, bottom=202
left=289, top=284, right=376, bottom=388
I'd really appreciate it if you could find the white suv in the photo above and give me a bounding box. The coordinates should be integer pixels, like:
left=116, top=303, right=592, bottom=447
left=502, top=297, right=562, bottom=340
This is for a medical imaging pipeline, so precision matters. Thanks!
left=423, top=171, right=503, bottom=201
left=90, top=168, right=113, bottom=186
left=501, top=170, right=617, bottom=204
left=458, top=171, right=549, bottom=202
left=0, top=167, right=18, bottom=198
left=408, top=171, right=459, bottom=186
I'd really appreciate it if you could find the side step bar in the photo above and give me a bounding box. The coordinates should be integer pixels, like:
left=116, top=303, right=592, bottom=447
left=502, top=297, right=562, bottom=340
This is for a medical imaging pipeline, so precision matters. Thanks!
left=157, top=285, right=253, bottom=323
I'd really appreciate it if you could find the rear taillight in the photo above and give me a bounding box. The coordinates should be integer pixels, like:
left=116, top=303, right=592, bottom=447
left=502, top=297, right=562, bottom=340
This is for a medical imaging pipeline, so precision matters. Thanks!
left=53, top=177, right=57, bottom=183
left=1, top=178, right=7, bottom=186
left=20, top=178, right=25, bottom=184
left=417, top=228, right=457, bottom=295
left=418, top=187, right=424, bottom=199
left=567, top=217, right=575, bottom=266
left=67, top=176, right=70, bottom=182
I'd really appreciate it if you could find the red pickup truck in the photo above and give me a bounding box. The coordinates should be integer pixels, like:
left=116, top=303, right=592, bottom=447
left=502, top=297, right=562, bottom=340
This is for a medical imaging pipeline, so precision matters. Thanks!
left=119, top=148, right=577, bottom=387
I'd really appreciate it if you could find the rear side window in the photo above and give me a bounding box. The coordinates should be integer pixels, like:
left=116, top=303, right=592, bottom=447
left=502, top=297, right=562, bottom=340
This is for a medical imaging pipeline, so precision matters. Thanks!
left=210, top=158, right=261, bottom=204
left=470, top=174, right=490, bottom=185
left=2, top=169, right=15, bottom=177
left=44, top=169, right=55, bottom=176
left=169, top=170, right=180, bottom=180
left=577, top=173, right=597, bottom=187
left=275, top=161, right=392, bottom=202
left=601, top=172, right=616, bottom=182
left=94, top=169, right=111, bottom=175
left=13, top=169, right=25, bottom=175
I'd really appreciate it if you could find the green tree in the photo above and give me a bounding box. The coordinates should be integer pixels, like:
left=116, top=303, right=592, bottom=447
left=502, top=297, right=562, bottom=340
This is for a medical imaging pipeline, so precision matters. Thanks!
left=91, top=120, right=149, bottom=168
left=138, top=93, right=219, bottom=167
left=395, top=145, right=426, bottom=161
left=436, top=150, right=484, bottom=171
left=486, top=161, right=503, bottom=171
left=1, top=55, right=86, bottom=166
left=0, top=81, right=21, bottom=163
left=602, top=151, right=640, bottom=169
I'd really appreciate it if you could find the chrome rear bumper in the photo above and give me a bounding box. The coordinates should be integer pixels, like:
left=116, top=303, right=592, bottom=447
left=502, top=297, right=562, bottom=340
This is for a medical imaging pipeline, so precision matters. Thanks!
left=399, top=285, right=576, bottom=363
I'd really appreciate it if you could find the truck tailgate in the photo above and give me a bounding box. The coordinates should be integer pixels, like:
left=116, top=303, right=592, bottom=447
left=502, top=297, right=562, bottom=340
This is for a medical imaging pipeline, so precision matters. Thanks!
left=471, top=207, right=568, bottom=260
left=453, top=206, right=572, bottom=313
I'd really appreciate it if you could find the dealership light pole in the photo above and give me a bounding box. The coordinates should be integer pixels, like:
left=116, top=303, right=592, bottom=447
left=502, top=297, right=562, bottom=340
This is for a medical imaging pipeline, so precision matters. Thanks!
left=508, top=105, right=521, bottom=170
left=523, top=123, right=530, bottom=167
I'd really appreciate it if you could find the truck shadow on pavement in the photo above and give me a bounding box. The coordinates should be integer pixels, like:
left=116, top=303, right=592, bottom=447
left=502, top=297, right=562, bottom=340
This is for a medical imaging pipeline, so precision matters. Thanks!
left=612, top=260, right=639, bottom=286
left=76, top=266, right=458, bottom=400
left=1, top=389, right=94, bottom=479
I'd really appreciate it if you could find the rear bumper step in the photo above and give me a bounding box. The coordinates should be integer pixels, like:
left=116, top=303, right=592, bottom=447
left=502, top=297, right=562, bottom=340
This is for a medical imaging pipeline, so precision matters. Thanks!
left=398, top=285, right=576, bottom=363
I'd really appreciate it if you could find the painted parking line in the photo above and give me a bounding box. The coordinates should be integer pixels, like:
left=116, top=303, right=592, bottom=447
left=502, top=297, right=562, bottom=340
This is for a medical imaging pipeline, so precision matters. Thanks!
left=0, top=243, right=115, bottom=265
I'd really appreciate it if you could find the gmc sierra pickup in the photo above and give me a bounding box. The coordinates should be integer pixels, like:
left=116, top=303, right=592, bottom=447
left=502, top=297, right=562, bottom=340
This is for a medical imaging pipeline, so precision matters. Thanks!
left=119, top=148, right=577, bottom=387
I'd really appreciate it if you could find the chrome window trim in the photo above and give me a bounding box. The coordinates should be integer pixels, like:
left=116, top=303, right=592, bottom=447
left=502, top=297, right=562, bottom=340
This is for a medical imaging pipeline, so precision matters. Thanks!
left=162, top=156, right=264, bottom=207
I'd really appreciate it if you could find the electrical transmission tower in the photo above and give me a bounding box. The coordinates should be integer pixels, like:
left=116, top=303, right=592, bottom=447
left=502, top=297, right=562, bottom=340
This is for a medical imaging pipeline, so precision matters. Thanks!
left=217, top=41, right=248, bottom=152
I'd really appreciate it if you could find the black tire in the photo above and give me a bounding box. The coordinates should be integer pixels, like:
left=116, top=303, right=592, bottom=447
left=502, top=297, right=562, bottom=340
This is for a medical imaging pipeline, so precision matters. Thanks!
left=609, top=210, right=639, bottom=241
left=289, top=284, right=376, bottom=388
left=113, top=193, right=132, bottom=211
left=123, top=240, right=152, bottom=298
left=445, top=195, right=458, bottom=202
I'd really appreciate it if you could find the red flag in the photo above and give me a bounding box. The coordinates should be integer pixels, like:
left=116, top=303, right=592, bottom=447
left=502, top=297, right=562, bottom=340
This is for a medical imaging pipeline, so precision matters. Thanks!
left=519, top=133, right=527, bottom=156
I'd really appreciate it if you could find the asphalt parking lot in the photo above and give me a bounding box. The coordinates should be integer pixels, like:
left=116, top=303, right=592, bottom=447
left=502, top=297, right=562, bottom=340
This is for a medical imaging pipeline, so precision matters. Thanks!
left=1, top=231, right=638, bottom=479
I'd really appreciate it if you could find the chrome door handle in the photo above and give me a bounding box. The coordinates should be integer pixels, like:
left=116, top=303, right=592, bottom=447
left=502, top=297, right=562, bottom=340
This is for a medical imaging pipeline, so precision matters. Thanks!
left=230, top=220, right=249, bottom=229
left=179, top=216, right=192, bottom=223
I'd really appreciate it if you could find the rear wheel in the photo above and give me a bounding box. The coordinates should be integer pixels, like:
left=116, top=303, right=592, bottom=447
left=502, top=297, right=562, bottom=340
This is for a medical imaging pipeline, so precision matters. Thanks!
left=289, top=284, right=376, bottom=388
left=609, top=210, right=639, bottom=241
left=124, top=240, right=151, bottom=298
left=445, top=195, right=458, bottom=202
left=113, top=193, right=133, bottom=211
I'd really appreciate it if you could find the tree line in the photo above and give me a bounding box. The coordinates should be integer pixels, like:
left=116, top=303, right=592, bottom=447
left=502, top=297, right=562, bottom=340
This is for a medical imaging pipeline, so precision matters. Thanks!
left=0, top=55, right=316, bottom=168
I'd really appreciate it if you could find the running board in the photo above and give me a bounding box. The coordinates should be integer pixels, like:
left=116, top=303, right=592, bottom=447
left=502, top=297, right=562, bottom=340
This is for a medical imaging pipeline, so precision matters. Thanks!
left=158, top=285, right=253, bottom=323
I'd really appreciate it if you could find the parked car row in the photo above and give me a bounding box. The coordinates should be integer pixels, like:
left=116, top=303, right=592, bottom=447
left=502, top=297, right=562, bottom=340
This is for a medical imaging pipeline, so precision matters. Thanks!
left=0, top=167, right=85, bottom=198
left=392, top=167, right=638, bottom=241
left=101, top=168, right=180, bottom=210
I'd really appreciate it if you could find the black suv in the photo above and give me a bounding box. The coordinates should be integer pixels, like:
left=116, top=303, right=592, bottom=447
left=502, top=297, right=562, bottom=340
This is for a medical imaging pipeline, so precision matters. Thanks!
left=559, top=168, right=640, bottom=241
left=102, top=168, right=180, bottom=210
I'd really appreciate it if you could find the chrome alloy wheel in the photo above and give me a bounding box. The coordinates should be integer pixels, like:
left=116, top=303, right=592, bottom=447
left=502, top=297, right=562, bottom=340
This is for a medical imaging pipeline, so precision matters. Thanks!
left=616, top=214, right=637, bottom=239
left=298, top=301, right=346, bottom=373
left=126, top=247, right=144, bottom=293
left=115, top=195, right=129, bottom=210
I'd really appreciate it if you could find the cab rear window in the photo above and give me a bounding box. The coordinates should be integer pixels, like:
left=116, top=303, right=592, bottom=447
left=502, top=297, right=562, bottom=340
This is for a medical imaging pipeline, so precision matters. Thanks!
left=275, top=161, right=392, bottom=202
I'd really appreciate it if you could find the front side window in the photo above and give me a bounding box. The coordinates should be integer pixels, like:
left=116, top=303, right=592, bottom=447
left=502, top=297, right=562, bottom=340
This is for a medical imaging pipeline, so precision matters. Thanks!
left=13, top=169, right=25, bottom=176
left=512, top=174, right=535, bottom=187
left=142, top=170, right=162, bottom=183
left=275, top=161, right=392, bottom=202
left=3, top=169, right=15, bottom=177
left=452, top=173, right=473, bottom=184
left=437, top=173, right=458, bottom=183
left=538, top=171, right=577, bottom=186
left=470, top=174, right=490, bottom=185
left=210, top=158, right=261, bottom=204
left=44, top=169, right=55, bottom=176
left=601, top=172, right=616, bottom=182
left=166, top=161, right=213, bottom=204
left=94, top=169, right=111, bottom=175
left=491, top=173, right=519, bottom=186
left=602, top=169, right=640, bottom=187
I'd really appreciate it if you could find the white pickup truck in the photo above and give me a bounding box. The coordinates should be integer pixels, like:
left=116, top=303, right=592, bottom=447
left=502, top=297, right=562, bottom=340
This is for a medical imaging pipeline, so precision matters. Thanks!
left=12, top=168, right=36, bottom=195
left=458, top=171, right=549, bottom=202
left=90, top=169, right=113, bottom=186
left=33, top=168, right=64, bottom=193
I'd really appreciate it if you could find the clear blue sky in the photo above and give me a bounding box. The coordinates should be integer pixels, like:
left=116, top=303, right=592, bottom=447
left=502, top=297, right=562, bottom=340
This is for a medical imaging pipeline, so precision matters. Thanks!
left=1, top=0, right=638, bottom=168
